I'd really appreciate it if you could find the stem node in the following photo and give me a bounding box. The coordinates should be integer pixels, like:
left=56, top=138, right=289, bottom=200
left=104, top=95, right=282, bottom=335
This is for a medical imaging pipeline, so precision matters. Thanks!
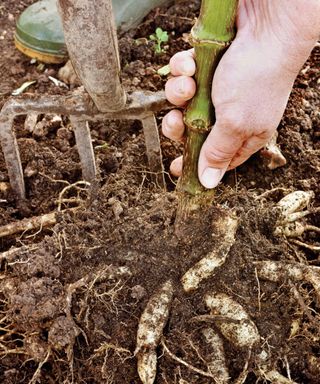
left=176, top=0, right=238, bottom=221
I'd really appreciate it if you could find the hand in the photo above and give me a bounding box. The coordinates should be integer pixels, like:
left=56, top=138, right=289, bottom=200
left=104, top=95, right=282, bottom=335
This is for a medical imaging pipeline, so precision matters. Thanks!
left=163, top=0, right=320, bottom=189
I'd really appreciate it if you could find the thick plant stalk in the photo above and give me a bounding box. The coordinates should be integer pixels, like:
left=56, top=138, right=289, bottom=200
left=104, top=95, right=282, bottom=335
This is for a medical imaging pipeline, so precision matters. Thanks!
left=177, top=0, right=238, bottom=216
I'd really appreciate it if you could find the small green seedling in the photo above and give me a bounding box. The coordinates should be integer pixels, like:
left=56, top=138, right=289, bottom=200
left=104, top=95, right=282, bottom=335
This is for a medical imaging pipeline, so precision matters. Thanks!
left=149, top=27, right=169, bottom=54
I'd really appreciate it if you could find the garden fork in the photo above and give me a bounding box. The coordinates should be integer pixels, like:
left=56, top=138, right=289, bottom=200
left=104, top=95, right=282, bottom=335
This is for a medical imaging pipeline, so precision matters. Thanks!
left=0, top=0, right=170, bottom=201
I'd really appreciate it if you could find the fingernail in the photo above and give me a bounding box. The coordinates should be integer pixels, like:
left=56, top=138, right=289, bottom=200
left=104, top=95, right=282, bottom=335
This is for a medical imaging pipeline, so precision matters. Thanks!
left=181, top=61, right=195, bottom=76
left=201, top=167, right=224, bottom=189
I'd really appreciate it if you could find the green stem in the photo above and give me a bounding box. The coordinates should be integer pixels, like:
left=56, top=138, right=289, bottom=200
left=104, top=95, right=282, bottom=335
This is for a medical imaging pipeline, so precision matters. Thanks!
left=177, top=0, right=238, bottom=216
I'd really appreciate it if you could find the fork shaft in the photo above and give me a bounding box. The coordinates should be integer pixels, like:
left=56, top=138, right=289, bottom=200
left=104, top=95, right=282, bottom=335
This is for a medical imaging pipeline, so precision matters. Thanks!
left=58, top=0, right=126, bottom=112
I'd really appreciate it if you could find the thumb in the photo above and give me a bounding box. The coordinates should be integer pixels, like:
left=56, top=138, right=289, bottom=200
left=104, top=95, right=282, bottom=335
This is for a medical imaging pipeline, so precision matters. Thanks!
left=198, top=121, right=243, bottom=189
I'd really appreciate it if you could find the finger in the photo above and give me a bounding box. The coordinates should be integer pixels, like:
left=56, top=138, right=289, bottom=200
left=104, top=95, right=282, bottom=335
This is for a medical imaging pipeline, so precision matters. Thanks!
left=170, top=156, right=183, bottom=177
left=169, top=50, right=196, bottom=77
left=228, top=133, right=273, bottom=170
left=165, top=76, right=196, bottom=106
left=198, top=122, right=243, bottom=189
left=162, top=110, right=185, bottom=141
left=227, top=155, right=251, bottom=171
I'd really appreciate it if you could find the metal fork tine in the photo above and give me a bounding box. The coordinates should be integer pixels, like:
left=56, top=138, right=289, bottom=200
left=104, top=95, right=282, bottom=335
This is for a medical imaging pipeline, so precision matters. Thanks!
left=0, top=114, right=25, bottom=200
left=70, top=116, right=96, bottom=182
left=0, top=91, right=170, bottom=200
left=141, top=114, right=165, bottom=189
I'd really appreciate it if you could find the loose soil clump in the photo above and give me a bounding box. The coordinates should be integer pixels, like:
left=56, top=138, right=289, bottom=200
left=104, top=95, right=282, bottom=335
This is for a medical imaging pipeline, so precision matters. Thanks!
left=0, top=1, right=319, bottom=383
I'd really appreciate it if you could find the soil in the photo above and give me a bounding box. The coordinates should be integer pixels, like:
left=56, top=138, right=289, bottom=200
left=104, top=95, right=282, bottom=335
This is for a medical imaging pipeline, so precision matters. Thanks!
left=0, top=1, right=320, bottom=383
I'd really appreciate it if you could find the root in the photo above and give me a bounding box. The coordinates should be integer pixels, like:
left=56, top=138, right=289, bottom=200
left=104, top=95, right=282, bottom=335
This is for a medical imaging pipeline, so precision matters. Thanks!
left=275, top=222, right=320, bottom=238
left=201, top=328, right=230, bottom=383
left=261, top=132, right=287, bottom=170
left=255, top=260, right=320, bottom=301
left=60, top=265, right=131, bottom=382
left=283, top=209, right=319, bottom=223
left=135, top=280, right=174, bottom=384
left=255, top=187, right=291, bottom=201
left=57, top=181, right=91, bottom=211
left=277, top=191, right=314, bottom=219
left=135, top=280, right=174, bottom=354
left=290, top=239, right=320, bottom=252
left=205, top=293, right=260, bottom=348
left=290, top=284, right=320, bottom=330
left=0, top=212, right=56, bottom=238
left=234, top=349, right=251, bottom=384
left=181, top=215, right=238, bottom=292
left=303, top=225, right=320, bottom=234
left=0, top=245, right=39, bottom=263
left=274, top=191, right=320, bottom=247
left=254, top=260, right=304, bottom=282
left=258, top=367, right=298, bottom=384
left=254, top=267, right=262, bottom=312
left=28, top=349, right=51, bottom=384
left=65, top=265, right=131, bottom=318
left=161, top=338, right=217, bottom=381
left=76, top=274, right=127, bottom=329
left=0, top=347, right=27, bottom=356
left=0, top=208, right=77, bottom=238
left=94, top=342, right=132, bottom=378
left=191, top=314, right=246, bottom=324
left=137, top=350, right=158, bottom=384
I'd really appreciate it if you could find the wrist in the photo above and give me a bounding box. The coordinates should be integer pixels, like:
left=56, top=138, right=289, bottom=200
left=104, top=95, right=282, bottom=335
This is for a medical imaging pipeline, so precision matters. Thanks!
left=285, top=0, right=320, bottom=67
left=239, top=0, right=320, bottom=76
left=296, top=0, right=320, bottom=41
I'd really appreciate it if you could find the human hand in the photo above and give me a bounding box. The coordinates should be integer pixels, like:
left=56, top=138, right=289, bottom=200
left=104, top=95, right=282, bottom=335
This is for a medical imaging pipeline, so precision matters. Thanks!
left=163, top=0, right=320, bottom=189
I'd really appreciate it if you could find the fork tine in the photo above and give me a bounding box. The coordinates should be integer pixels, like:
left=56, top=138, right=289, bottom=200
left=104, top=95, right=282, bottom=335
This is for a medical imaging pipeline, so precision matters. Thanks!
left=0, top=91, right=170, bottom=201
left=0, top=114, right=25, bottom=200
left=141, top=114, right=165, bottom=189
left=70, top=116, right=96, bottom=182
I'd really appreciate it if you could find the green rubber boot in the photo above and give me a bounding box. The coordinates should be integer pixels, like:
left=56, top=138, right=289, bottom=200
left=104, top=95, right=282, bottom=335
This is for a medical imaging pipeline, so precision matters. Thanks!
left=15, top=0, right=66, bottom=64
left=15, top=0, right=172, bottom=64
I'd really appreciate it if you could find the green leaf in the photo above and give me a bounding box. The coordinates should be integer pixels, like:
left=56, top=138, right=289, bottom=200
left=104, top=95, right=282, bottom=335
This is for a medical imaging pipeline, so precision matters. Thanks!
left=161, top=31, right=169, bottom=43
left=155, top=27, right=163, bottom=38
left=149, top=34, right=156, bottom=41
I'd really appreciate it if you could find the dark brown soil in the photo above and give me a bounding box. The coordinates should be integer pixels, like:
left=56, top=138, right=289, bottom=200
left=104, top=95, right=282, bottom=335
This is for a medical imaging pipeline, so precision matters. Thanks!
left=0, top=1, right=319, bottom=383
